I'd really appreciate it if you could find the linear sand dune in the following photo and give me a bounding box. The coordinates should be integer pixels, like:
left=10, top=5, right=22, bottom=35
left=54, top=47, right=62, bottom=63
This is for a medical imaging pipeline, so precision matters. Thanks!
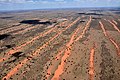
left=13, top=25, right=38, bottom=35
left=99, top=21, right=120, bottom=56
left=46, top=24, right=81, bottom=80
left=118, top=19, right=120, bottom=22
left=0, top=21, right=68, bottom=63
left=0, top=24, right=29, bottom=35
left=89, top=44, right=95, bottom=80
left=0, top=27, right=55, bottom=63
left=112, top=20, right=117, bottom=25
left=2, top=17, right=80, bottom=80
left=75, top=16, right=92, bottom=41
left=53, top=21, right=85, bottom=61
left=51, top=16, right=92, bottom=80
left=108, top=20, right=120, bottom=33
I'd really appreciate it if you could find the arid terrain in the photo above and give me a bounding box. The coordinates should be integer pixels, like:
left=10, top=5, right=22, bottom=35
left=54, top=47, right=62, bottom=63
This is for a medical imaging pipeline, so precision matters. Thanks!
left=0, top=8, right=120, bottom=80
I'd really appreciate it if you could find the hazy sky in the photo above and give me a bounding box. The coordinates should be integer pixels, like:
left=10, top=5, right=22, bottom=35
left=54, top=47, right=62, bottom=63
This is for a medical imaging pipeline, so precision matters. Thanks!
left=0, top=0, right=120, bottom=11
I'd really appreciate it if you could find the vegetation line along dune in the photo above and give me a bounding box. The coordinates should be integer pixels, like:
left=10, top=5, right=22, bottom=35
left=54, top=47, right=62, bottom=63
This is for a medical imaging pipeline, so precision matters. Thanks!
left=2, top=17, right=80, bottom=80
left=108, top=20, right=120, bottom=33
left=51, top=16, right=92, bottom=80
left=0, top=20, right=68, bottom=63
left=51, top=25, right=81, bottom=80
left=75, top=16, right=92, bottom=41
left=0, top=8, right=120, bottom=80
left=112, top=20, right=117, bottom=25
left=99, top=21, right=120, bottom=56
left=13, top=25, right=37, bottom=35
left=0, top=27, right=55, bottom=63
left=0, top=24, right=29, bottom=35
left=44, top=20, right=84, bottom=80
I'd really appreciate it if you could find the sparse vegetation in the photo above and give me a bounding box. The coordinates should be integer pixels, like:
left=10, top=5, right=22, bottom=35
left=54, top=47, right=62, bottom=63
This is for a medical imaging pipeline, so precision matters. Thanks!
left=0, top=8, right=120, bottom=80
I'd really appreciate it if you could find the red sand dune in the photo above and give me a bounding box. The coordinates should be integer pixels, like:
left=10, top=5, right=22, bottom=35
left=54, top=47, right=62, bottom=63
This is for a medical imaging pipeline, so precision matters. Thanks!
left=45, top=26, right=82, bottom=80
left=112, top=20, right=117, bottom=25
left=75, top=16, right=92, bottom=41
left=99, top=21, right=120, bottom=56
left=51, top=16, right=92, bottom=80
left=0, top=27, right=55, bottom=63
left=13, top=26, right=37, bottom=35
left=2, top=17, right=80, bottom=80
left=89, top=44, right=95, bottom=80
left=51, top=27, right=80, bottom=80
left=108, top=20, right=120, bottom=33
left=2, top=58, right=28, bottom=80
left=0, top=24, right=29, bottom=35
